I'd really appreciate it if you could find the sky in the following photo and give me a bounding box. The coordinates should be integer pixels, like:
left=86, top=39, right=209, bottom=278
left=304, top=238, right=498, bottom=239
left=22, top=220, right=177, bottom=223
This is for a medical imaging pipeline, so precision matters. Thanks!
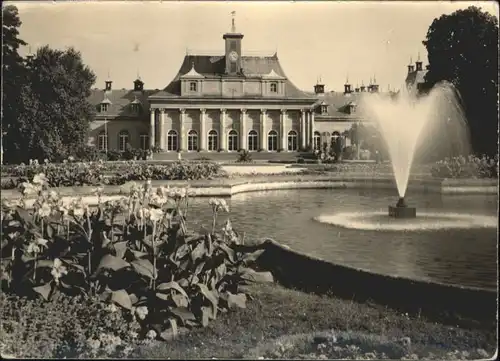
left=7, top=0, right=499, bottom=93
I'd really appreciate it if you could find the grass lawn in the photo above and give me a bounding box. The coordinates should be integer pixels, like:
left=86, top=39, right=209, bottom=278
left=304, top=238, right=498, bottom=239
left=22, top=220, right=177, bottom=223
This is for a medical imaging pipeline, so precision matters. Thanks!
left=131, top=283, right=496, bottom=359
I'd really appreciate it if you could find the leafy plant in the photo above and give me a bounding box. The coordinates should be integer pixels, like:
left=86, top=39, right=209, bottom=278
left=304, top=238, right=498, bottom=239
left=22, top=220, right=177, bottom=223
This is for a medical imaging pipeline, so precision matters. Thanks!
left=430, top=154, right=498, bottom=179
left=1, top=173, right=273, bottom=349
left=236, top=150, right=253, bottom=163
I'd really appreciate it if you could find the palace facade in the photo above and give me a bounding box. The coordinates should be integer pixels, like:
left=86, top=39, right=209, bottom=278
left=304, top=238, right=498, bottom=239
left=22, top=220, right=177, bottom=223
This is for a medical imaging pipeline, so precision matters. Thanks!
left=88, top=24, right=397, bottom=154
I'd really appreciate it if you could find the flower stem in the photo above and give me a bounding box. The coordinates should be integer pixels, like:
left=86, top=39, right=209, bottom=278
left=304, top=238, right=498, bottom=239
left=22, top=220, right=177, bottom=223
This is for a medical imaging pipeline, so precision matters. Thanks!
left=152, top=222, right=157, bottom=291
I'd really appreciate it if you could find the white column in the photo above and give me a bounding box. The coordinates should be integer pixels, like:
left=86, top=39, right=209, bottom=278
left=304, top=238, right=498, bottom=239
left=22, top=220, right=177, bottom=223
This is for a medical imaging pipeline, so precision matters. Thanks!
left=220, top=108, right=226, bottom=151
left=300, top=109, right=306, bottom=150
left=280, top=109, right=287, bottom=151
left=240, top=109, right=247, bottom=150
left=179, top=108, right=186, bottom=151
left=200, top=108, right=206, bottom=151
left=159, top=109, right=165, bottom=150
left=149, top=109, right=155, bottom=149
left=310, top=110, right=315, bottom=150
left=260, top=109, right=267, bottom=150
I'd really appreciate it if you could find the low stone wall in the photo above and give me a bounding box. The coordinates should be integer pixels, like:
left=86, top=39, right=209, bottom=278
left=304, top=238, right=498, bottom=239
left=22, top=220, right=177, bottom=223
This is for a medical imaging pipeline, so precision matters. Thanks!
left=250, top=240, right=497, bottom=324
left=1, top=176, right=497, bottom=202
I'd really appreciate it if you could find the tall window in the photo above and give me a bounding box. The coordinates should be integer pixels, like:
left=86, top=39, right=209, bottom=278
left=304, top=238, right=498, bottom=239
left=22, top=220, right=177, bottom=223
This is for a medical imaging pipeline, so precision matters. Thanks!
left=287, top=130, right=298, bottom=151
left=131, top=103, right=141, bottom=113
left=248, top=130, right=258, bottom=151
left=228, top=130, right=238, bottom=151
left=187, top=130, right=198, bottom=151
left=97, top=131, right=108, bottom=151
left=207, top=130, right=218, bottom=151
left=118, top=130, right=130, bottom=152
left=140, top=133, right=149, bottom=150
left=190, top=82, right=197, bottom=92
left=268, top=130, right=278, bottom=152
left=313, top=131, right=321, bottom=150
left=270, top=82, right=278, bottom=93
left=100, top=103, right=109, bottom=112
left=167, top=130, right=178, bottom=151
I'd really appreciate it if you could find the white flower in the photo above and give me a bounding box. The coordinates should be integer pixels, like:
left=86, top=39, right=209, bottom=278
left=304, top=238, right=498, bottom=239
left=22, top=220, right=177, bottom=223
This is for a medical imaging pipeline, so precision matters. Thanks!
left=68, top=156, right=75, bottom=162
left=32, top=173, right=48, bottom=185
left=128, top=331, right=139, bottom=340
left=137, top=207, right=150, bottom=220
left=51, top=258, right=68, bottom=284
left=135, top=306, right=149, bottom=320
left=27, top=238, right=48, bottom=255
left=37, top=202, right=52, bottom=218
left=146, top=329, right=157, bottom=340
left=21, top=182, right=38, bottom=196
left=209, top=198, right=229, bottom=213
left=149, top=208, right=164, bottom=223
left=49, top=190, right=59, bottom=201
left=44, top=158, right=49, bottom=164
left=87, top=338, right=101, bottom=351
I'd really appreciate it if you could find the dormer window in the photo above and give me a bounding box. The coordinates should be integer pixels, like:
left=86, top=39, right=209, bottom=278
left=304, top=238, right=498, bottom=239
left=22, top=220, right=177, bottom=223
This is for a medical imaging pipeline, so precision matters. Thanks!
left=270, top=82, right=278, bottom=93
left=100, top=103, right=109, bottom=112
left=321, top=105, right=328, bottom=114
left=131, top=103, right=141, bottom=113
left=190, top=82, right=197, bottom=92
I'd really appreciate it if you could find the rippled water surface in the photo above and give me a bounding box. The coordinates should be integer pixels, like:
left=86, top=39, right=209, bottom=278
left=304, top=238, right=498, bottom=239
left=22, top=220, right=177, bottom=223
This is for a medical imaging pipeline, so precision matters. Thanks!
left=185, top=188, right=498, bottom=290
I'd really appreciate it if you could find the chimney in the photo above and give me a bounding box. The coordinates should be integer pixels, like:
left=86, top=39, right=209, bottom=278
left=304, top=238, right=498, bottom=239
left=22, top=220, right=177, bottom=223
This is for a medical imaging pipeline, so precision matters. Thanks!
left=360, top=81, right=366, bottom=92
left=415, top=52, right=423, bottom=71
left=134, top=78, right=144, bottom=92
left=314, top=84, right=325, bottom=94
left=105, top=80, right=112, bottom=91
left=407, top=57, right=415, bottom=74
left=344, top=75, right=352, bottom=95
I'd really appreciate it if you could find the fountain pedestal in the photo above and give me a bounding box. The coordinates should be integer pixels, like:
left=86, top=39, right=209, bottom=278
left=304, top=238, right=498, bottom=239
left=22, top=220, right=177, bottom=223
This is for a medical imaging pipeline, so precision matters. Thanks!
left=388, top=197, right=416, bottom=219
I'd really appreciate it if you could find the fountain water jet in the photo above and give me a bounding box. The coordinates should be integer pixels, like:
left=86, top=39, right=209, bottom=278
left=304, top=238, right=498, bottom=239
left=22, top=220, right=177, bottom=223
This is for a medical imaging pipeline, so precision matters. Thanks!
left=360, top=82, right=470, bottom=218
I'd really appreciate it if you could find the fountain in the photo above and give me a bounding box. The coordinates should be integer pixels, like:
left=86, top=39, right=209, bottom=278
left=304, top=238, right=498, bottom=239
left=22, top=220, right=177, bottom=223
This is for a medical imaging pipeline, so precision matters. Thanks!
left=360, top=82, right=471, bottom=219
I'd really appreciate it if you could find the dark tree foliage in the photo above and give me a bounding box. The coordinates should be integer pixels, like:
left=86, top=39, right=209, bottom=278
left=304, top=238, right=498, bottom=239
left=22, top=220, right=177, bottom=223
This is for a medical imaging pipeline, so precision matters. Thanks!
left=423, top=6, right=499, bottom=156
left=2, top=5, right=97, bottom=164
left=2, top=5, right=28, bottom=163
left=17, top=46, right=97, bottom=162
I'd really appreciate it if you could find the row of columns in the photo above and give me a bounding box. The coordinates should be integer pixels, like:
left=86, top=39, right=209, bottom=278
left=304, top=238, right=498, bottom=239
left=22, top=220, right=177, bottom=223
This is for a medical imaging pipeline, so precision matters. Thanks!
left=150, top=108, right=316, bottom=151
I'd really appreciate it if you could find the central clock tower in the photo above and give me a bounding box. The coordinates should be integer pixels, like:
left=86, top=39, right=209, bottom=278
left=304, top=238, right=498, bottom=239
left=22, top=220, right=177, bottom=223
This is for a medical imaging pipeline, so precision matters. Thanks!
left=223, top=13, right=244, bottom=75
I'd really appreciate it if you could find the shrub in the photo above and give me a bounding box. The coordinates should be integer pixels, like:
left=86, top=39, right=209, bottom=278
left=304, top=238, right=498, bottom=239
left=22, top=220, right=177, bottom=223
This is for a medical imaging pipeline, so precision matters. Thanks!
left=1, top=175, right=273, bottom=356
left=430, top=155, right=498, bottom=179
left=106, top=150, right=122, bottom=161
left=236, top=150, right=253, bottom=163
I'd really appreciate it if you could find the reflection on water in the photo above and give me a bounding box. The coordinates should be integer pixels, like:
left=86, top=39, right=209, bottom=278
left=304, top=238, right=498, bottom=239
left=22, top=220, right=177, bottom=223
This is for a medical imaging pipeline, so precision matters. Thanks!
left=185, top=189, right=498, bottom=290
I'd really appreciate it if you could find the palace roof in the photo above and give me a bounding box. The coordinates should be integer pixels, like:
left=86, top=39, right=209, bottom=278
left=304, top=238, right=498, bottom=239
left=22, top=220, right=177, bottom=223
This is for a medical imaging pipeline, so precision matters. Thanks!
left=88, top=87, right=155, bottom=119
left=149, top=54, right=315, bottom=100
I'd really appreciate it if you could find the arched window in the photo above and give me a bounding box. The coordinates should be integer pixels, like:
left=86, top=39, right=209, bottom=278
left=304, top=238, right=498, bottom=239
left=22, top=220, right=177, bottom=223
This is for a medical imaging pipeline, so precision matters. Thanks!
left=207, top=130, right=218, bottom=151
left=270, top=82, right=278, bottom=93
left=167, top=130, right=178, bottom=151
left=287, top=130, right=298, bottom=151
left=228, top=130, right=239, bottom=151
left=248, top=130, right=258, bottom=151
left=313, top=131, right=321, bottom=151
left=187, top=130, right=198, bottom=151
left=118, top=130, right=130, bottom=152
left=268, top=130, right=278, bottom=152
left=97, top=131, right=108, bottom=151
left=140, top=133, right=149, bottom=150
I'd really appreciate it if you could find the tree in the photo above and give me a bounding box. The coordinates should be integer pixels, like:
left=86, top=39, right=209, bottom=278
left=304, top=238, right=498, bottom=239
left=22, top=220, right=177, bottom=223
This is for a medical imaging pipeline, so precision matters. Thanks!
left=7, top=45, right=97, bottom=163
left=423, top=6, right=498, bottom=156
left=2, top=5, right=28, bottom=164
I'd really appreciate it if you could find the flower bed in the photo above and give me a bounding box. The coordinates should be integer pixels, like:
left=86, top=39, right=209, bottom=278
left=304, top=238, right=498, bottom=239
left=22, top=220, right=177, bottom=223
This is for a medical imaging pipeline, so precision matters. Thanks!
left=1, top=174, right=272, bottom=358
left=0, top=160, right=227, bottom=190
left=430, top=155, right=498, bottom=179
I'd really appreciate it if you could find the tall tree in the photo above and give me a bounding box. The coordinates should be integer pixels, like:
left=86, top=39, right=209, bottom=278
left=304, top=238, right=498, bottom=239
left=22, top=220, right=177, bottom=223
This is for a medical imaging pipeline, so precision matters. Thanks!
left=2, top=5, right=28, bottom=164
left=11, top=46, right=97, bottom=163
left=423, top=6, right=498, bottom=156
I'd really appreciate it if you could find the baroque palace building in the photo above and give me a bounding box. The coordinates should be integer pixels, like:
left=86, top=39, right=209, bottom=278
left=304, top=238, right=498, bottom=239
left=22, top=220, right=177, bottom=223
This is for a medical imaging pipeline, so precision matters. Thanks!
left=88, top=20, right=402, bottom=154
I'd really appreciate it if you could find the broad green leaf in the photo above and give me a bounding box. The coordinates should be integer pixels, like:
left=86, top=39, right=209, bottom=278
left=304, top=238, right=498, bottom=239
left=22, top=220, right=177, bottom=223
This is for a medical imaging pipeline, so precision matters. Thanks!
left=191, top=242, right=206, bottom=263
left=217, top=243, right=236, bottom=263
left=131, top=250, right=148, bottom=260
left=111, top=289, right=132, bottom=310
left=241, top=249, right=266, bottom=265
left=240, top=268, right=274, bottom=284
left=197, top=283, right=218, bottom=319
left=169, top=318, right=178, bottom=338
left=226, top=292, right=247, bottom=309
left=215, top=263, right=226, bottom=280
left=175, top=243, right=190, bottom=260
left=194, top=261, right=206, bottom=276
left=156, top=281, right=189, bottom=299
left=113, top=241, right=128, bottom=259
left=33, top=283, right=52, bottom=301
left=170, top=307, right=196, bottom=324
left=160, top=318, right=179, bottom=341
left=96, top=254, right=130, bottom=272
left=129, top=293, right=138, bottom=305
left=36, top=259, right=54, bottom=268
left=172, top=293, right=189, bottom=308
left=201, top=306, right=211, bottom=326
left=177, top=278, right=189, bottom=287
left=131, top=259, right=155, bottom=279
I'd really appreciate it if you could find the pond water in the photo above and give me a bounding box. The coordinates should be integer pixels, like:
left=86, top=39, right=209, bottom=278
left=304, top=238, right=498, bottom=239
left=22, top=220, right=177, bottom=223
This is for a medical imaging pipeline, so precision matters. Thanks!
left=185, top=188, right=498, bottom=290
